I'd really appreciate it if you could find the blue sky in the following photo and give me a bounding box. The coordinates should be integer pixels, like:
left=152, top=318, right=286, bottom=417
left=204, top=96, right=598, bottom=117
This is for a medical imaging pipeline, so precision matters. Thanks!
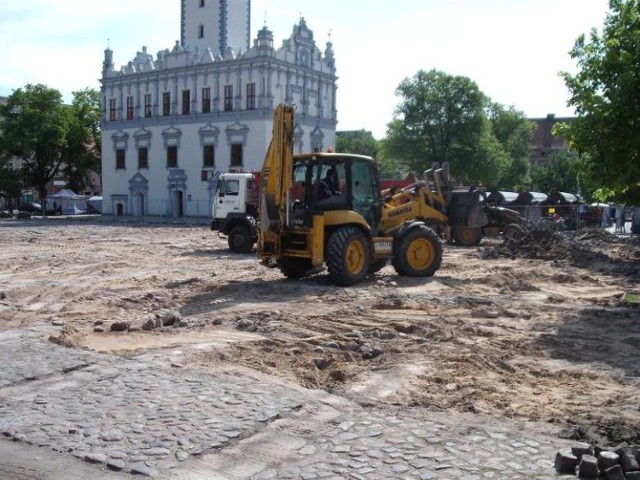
left=0, top=0, right=609, bottom=139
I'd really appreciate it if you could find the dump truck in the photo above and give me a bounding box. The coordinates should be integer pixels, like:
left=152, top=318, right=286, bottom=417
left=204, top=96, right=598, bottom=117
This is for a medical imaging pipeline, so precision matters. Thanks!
left=257, top=104, right=477, bottom=286
left=210, top=171, right=259, bottom=253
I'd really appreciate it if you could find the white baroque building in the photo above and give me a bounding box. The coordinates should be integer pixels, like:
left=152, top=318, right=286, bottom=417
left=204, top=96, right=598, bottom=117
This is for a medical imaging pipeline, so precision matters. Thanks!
left=100, top=0, right=337, bottom=217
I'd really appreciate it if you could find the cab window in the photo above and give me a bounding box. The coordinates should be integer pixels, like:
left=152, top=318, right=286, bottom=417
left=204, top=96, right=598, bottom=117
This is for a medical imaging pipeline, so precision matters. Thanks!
left=350, top=159, right=378, bottom=227
left=224, top=179, right=240, bottom=195
left=217, top=178, right=240, bottom=197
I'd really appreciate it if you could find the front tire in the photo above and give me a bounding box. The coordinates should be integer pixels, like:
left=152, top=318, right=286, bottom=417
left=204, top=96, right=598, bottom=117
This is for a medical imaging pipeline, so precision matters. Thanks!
left=326, top=226, right=370, bottom=286
left=392, top=225, right=442, bottom=277
left=453, top=227, right=482, bottom=246
left=228, top=225, right=253, bottom=253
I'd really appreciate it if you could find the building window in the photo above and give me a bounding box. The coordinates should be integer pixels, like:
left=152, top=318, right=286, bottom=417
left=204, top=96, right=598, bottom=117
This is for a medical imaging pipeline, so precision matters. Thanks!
left=144, top=94, right=152, bottom=118
left=202, top=87, right=211, bottom=113
left=199, top=0, right=204, bottom=6
left=167, top=145, right=178, bottom=168
left=138, top=147, right=148, bottom=169
left=224, top=85, right=233, bottom=112
left=126, top=96, right=134, bottom=120
left=203, top=145, right=215, bottom=168
left=246, top=83, right=256, bottom=110
left=109, top=98, right=117, bottom=121
left=163, top=92, right=171, bottom=116
left=116, top=149, right=126, bottom=170
left=199, top=25, right=204, bottom=38
left=182, top=90, right=190, bottom=115
left=230, top=144, right=243, bottom=168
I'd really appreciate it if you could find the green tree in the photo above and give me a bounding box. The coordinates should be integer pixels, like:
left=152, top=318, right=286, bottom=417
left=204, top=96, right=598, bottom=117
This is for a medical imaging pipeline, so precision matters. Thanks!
left=0, top=84, right=70, bottom=202
left=335, top=129, right=403, bottom=178
left=386, top=69, right=487, bottom=181
left=530, top=150, right=579, bottom=193
left=488, top=103, right=535, bottom=189
left=385, top=69, right=532, bottom=187
left=376, top=136, right=408, bottom=179
left=561, top=0, right=640, bottom=203
left=336, top=129, right=378, bottom=157
left=63, top=88, right=101, bottom=193
left=467, top=121, right=510, bottom=187
left=0, top=167, right=22, bottom=198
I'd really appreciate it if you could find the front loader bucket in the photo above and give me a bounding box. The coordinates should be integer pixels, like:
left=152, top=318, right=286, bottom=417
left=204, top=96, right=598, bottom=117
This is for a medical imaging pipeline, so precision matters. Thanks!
left=464, top=190, right=489, bottom=228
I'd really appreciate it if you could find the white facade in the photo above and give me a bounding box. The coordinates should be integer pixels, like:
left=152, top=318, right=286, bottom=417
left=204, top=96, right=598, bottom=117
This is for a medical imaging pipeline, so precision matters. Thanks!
left=100, top=0, right=337, bottom=218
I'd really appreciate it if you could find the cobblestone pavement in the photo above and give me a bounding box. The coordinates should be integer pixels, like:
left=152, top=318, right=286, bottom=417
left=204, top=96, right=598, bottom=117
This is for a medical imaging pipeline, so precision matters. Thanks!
left=0, top=328, right=575, bottom=479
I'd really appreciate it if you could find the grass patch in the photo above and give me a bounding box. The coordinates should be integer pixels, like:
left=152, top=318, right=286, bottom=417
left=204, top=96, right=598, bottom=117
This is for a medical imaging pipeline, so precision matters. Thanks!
left=621, top=292, right=640, bottom=304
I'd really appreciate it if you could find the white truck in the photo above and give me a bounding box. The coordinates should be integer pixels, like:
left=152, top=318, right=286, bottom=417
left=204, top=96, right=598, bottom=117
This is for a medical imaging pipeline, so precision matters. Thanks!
left=210, top=172, right=259, bottom=253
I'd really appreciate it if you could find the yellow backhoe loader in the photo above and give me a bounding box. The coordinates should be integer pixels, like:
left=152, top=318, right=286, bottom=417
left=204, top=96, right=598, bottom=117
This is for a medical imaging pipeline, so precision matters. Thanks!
left=257, top=104, right=460, bottom=286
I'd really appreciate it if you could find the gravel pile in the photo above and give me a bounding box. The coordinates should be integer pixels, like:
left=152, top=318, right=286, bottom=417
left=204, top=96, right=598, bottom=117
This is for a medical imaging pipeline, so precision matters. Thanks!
left=479, top=224, right=640, bottom=275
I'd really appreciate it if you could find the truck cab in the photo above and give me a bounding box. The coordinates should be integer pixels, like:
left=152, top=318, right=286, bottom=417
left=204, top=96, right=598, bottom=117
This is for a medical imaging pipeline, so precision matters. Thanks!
left=210, top=172, right=259, bottom=253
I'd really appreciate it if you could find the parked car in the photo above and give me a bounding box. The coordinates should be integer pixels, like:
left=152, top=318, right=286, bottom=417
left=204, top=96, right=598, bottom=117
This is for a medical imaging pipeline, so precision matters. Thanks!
left=18, top=202, right=62, bottom=215
left=19, top=202, right=43, bottom=213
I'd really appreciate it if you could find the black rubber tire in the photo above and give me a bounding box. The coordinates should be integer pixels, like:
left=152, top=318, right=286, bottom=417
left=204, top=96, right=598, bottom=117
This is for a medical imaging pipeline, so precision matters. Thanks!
left=326, top=226, right=370, bottom=286
left=278, top=257, right=313, bottom=279
left=368, top=258, right=388, bottom=274
left=453, top=227, right=482, bottom=246
left=392, top=225, right=442, bottom=277
left=503, top=223, right=525, bottom=242
left=228, top=225, right=253, bottom=253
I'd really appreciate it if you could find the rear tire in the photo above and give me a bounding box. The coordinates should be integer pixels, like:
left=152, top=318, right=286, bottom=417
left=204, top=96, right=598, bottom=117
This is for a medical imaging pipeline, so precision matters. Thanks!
left=453, top=227, right=482, bottom=246
left=503, top=223, right=525, bottom=242
left=228, top=225, right=253, bottom=253
left=392, top=225, right=442, bottom=277
left=326, top=226, right=370, bottom=286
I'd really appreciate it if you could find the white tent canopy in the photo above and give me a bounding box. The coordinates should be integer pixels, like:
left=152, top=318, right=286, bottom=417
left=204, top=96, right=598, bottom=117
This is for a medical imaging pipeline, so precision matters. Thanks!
left=87, top=196, right=103, bottom=214
left=46, top=189, right=87, bottom=215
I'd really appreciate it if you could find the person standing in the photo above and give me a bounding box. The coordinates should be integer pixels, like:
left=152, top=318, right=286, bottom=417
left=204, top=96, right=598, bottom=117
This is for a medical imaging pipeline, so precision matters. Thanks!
left=601, top=205, right=610, bottom=229
left=632, top=207, right=640, bottom=234
left=615, top=207, right=624, bottom=233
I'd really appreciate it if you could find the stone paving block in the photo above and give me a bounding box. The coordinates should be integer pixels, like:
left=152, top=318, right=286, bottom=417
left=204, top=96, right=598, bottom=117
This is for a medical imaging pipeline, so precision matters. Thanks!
left=555, top=450, right=578, bottom=474
left=605, top=464, right=626, bottom=480
left=572, top=442, right=594, bottom=460
left=598, top=450, right=620, bottom=472
left=578, top=454, right=599, bottom=478
left=622, top=452, right=640, bottom=472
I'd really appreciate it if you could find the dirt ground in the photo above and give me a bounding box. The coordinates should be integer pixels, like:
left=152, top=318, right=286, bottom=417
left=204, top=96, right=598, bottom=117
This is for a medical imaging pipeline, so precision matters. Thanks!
left=1, top=217, right=639, bottom=446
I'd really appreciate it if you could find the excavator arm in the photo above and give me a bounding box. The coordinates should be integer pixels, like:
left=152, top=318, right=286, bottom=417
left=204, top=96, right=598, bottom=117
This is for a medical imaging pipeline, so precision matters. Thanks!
left=258, top=104, right=296, bottom=258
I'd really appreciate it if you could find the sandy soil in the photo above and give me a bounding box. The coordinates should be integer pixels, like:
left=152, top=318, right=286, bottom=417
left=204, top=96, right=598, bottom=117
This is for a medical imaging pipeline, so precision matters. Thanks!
left=1, top=217, right=639, bottom=445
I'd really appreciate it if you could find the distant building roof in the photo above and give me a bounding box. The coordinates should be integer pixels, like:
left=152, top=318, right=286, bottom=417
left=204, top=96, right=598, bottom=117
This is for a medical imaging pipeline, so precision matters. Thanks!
left=530, top=113, right=573, bottom=150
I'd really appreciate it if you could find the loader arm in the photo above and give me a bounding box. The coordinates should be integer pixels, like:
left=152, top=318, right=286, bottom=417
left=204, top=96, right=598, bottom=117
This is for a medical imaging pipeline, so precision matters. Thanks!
left=379, top=184, right=449, bottom=234
left=258, top=104, right=296, bottom=258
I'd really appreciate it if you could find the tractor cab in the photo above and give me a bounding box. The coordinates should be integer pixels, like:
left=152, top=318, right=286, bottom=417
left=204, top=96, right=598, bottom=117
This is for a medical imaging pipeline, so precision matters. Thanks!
left=290, top=153, right=382, bottom=232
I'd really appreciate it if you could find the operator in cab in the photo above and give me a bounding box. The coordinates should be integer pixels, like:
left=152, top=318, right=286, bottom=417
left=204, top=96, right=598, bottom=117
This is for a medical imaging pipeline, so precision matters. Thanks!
left=323, top=168, right=340, bottom=195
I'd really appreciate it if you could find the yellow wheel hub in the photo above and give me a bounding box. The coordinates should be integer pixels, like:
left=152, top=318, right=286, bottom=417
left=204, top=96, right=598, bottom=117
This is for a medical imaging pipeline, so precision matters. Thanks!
left=407, top=238, right=435, bottom=270
left=460, top=228, right=476, bottom=243
left=345, top=240, right=366, bottom=275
